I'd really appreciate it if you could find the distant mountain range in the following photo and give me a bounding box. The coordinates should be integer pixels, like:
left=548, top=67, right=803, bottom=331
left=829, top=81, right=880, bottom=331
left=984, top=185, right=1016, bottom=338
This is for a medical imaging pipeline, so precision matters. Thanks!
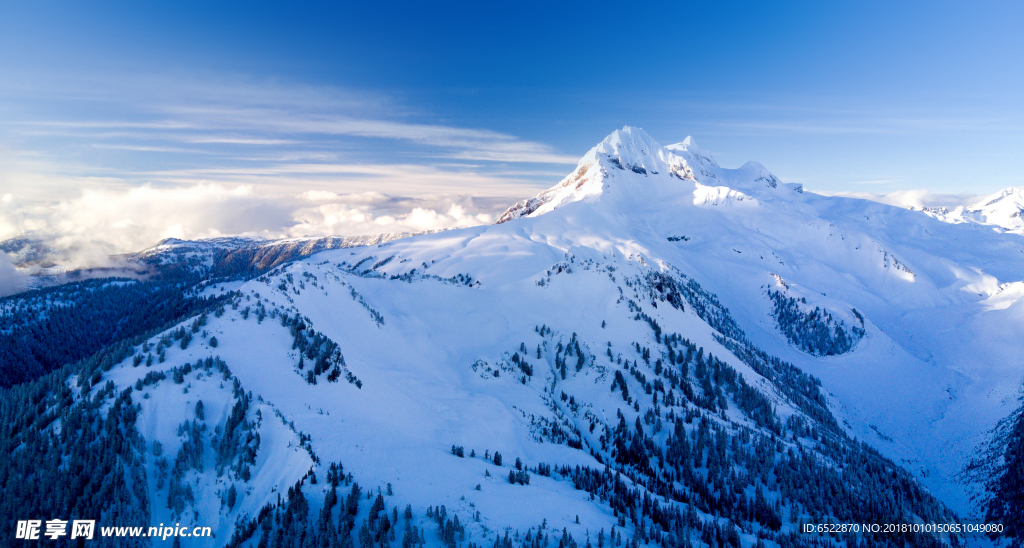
left=919, top=187, right=1024, bottom=233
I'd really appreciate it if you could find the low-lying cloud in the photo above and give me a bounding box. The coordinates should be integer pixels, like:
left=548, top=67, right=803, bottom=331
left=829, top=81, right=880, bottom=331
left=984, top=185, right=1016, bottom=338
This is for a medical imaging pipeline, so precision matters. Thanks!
left=0, top=182, right=519, bottom=279
left=0, top=250, right=27, bottom=297
left=811, top=189, right=983, bottom=210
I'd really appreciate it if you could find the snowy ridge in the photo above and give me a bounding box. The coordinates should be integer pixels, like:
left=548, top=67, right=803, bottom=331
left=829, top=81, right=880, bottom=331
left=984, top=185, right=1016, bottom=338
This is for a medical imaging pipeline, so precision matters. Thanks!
left=922, top=187, right=1024, bottom=234
left=3, top=231, right=430, bottom=290
left=130, top=233, right=425, bottom=274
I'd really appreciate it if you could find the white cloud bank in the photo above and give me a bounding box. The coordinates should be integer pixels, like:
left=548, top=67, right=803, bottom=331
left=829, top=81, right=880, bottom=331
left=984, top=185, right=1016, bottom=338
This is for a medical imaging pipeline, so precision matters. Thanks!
left=810, top=189, right=982, bottom=210
left=0, top=251, right=28, bottom=297
left=0, top=182, right=513, bottom=275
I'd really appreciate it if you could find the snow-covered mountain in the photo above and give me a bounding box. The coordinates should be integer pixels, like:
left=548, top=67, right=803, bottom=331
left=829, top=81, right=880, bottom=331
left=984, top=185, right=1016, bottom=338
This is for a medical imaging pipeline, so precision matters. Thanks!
left=498, top=130, right=787, bottom=224
left=921, top=187, right=1024, bottom=234
left=4, top=127, right=1023, bottom=547
left=129, top=233, right=422, bottom=277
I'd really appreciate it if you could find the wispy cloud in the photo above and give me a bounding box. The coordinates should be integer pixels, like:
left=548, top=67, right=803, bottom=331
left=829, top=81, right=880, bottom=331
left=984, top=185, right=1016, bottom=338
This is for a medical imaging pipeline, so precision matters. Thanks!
left=32, top=112, right=581, bottom=164
left=90, top=143, right=215, bottom=154
left=4, top=75, right=579, bottom=169
left=185, top=136, right=297, bottom=145
left=712, top=117, right=1019, bottom=136
left=0, top=249, right=27, bottom=297
left=0, top=73, right=573, bottom=273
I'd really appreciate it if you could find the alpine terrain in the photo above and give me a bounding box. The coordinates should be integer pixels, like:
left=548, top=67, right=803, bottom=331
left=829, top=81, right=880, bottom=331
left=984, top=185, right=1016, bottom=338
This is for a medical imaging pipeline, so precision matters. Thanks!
left=3, top=127, right=1023, bottom=548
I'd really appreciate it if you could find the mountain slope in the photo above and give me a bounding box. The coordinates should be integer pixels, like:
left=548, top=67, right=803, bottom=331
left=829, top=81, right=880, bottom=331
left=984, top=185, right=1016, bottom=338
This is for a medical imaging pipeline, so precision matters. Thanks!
left=63, top=232, right=954, bottom=547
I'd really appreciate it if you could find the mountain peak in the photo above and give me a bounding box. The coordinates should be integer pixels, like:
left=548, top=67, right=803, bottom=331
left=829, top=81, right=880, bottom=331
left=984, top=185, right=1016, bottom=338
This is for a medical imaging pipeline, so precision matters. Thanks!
left=971, top=186, right=1024, bottom=209
left=591, top=126, right=672, bottom=175
left=497, top=127, right=785, bottom=223
left=923, top=186, right=1024, bottom=233
left=596, top=126, right=661, bottom=157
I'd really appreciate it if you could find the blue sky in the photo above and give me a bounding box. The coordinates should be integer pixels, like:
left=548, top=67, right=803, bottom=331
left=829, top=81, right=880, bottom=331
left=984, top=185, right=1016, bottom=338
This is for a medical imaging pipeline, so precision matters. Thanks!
left=1, top=1, right=1022, bottom=258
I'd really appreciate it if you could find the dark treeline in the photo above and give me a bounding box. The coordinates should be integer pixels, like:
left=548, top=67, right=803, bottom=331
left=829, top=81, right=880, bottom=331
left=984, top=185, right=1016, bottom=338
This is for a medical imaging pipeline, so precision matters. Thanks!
left=0, top=281, right=239, bottom=546
left=0, top=277, right=226, bottom=387
left=968, top=392, right=1024, bottom=547
left=228, top=466, right=477, bottom=548
left=283, top=311, right=362, bottom=387
left=0, top=340, right=151, bottom=547
left=767, top=290, right=864, bottom=357
left=226, top=463, right=362, bottom=548
left=641, top=271, right=745, bottom=344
